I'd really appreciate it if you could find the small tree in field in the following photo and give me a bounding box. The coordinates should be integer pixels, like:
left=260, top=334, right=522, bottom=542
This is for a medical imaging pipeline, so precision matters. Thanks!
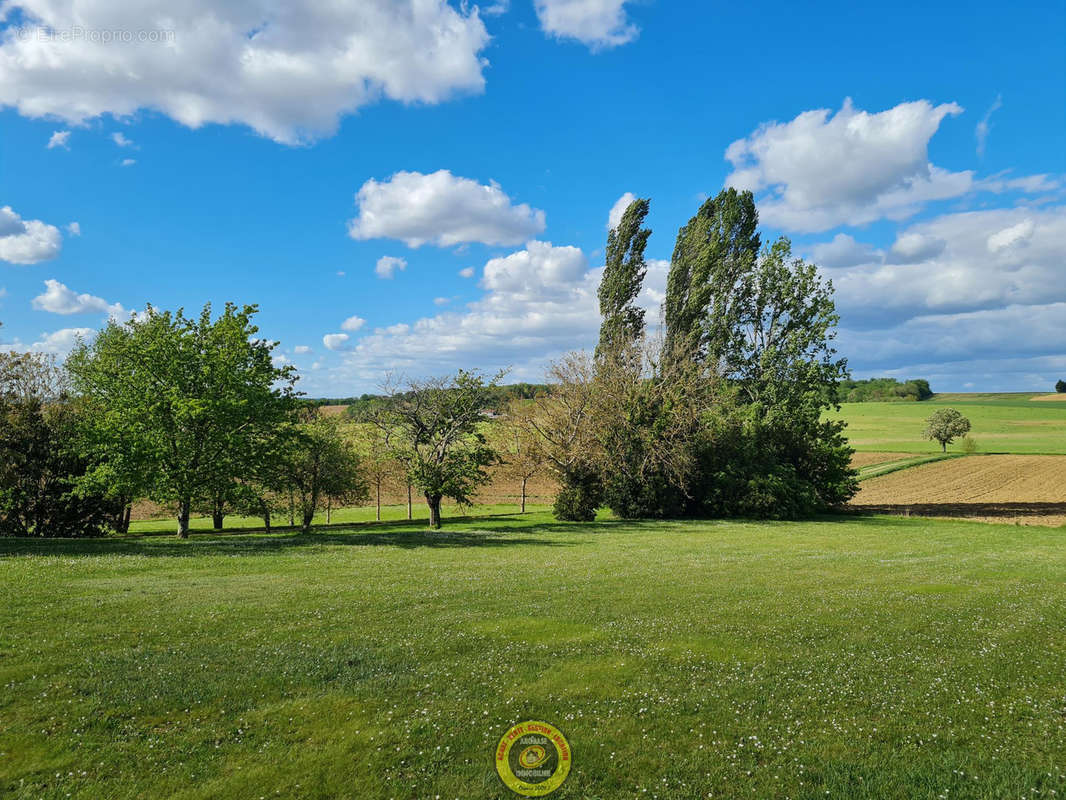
left=353, top=424, right=400, bottom=522
left=283, top=412, right=367, bottom=533
left=374, top=370, right=500, bottom=529
left=495, top=401, right=546, bottom=513
left=922, top=408, right=971, bottom=452
left=1056, top=379, right=1066, bottom=393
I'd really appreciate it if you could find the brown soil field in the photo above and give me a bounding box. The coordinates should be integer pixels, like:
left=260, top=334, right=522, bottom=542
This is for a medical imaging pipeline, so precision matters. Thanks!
left=1031, top=393, right=1066, bottom=402
left=849, top=451, right=914, bottom=469
left=316, top=404, right=350, bottom=416
left=851, top=454, right=1066, bottom=526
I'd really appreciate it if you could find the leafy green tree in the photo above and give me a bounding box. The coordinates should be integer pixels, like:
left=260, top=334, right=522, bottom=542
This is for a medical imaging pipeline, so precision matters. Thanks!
left=351, top=423, right=400, bottom=522
left=662, top=188, right=760, bottom=363
left=923, top=408, right=972, bottom=452
left=0, top=353, right=122, bottom=537
left=282, top=413, right=367, bottom=532
left=597, top=197, right=651, bottom=360
left=374, top=370, right=500, bottom=529
left=494, top=400, right=546, bottom=514
left=67, top=303, right=298, bottom=537
left=1056, top=379, right=1066, bottom=393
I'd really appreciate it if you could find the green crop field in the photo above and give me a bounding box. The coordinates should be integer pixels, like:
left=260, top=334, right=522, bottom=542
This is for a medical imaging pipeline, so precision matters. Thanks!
left=830, top=393, right=1066, bottom=454
left=3, top=513, right=1065, bottom=800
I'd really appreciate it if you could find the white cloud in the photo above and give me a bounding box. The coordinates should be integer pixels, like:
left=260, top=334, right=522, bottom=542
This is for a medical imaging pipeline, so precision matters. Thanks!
left=46, top=130, right=70, bottom=149
left=726, top=98, right=971, bottom=231
left=976, top=94, right=1002, bottom=158
left=809, top=233, right=881, bottom=268
left=987, top=219, right=1035, bottom=252
left=340, top=315, right=366, bottom=332
left=1, top=327, right=95, bottom=355
left=0, top=0, right=490, bottom=145
left=111, top=132, right=135, bottom=148
left=348, top=170, right=545, bottom=247
left=0, top=205, right=62, bottom=264
left=886, top=231, right=946, bottom=263
left=433, top=296, right=451, bottom=306
left=66, top=222, right=81, bottom=236
left=32, top=279, right=125, bottom=316
left=828, top=206, right=1066, bottom=319
left=458, top=267, right=475, bottom=278
left=304, top=240, right=670, bottom=391
left=607, top=191, right=637, bottom=230
left=374, top=255, right=407, bottom=279
left=322, top=332, right=351, bottom=351
left=120, top=158, right=136, bottom=167
left=535, top=0, right=639, bottom=49
left=293, top=345, right=312, bottom=354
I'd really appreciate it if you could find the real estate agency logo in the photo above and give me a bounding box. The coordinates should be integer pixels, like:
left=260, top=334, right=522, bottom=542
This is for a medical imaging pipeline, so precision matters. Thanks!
left=494, top=720, right=572, bottom=796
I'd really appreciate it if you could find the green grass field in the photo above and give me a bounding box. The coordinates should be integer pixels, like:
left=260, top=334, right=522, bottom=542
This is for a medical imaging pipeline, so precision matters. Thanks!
left=829, top=393, right=1066, bottom=454
left=3, top=512, right=1065, bottom=799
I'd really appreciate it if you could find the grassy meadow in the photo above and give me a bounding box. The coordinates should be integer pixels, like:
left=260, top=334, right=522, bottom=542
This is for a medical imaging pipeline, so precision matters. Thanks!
left=828, top=393, right=1066, bottom=454
left=3, top=512, right=1066, bottom=799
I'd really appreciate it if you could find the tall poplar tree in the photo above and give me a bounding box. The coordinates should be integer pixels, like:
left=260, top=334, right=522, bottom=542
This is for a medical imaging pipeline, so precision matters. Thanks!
left=662, top=188, right=760, bottom=364
left=596, top=198, right=651, bottom=360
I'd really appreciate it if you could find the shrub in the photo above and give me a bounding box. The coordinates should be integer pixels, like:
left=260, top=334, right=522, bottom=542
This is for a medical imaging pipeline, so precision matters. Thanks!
left=553, top=466, right=603, bottom=522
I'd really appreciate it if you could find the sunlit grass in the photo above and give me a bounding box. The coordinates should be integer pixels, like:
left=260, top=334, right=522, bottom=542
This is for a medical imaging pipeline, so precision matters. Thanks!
left=2, top=513, right=1064, bottom=799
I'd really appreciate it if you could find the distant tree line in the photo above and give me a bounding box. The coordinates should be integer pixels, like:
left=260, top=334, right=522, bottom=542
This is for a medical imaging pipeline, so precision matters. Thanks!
left=838, top=377, right=933, bottom=403
left=1, top=192, right=857, bottom=538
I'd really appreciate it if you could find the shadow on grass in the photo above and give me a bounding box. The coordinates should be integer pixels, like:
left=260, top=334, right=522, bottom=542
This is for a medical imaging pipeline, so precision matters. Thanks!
left=0, top=513, right=590, bottom=558
left=849, top=502, right=1066, bottom=521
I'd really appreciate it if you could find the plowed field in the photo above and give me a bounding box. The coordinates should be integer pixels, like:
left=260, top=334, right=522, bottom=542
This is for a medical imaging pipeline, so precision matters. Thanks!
left=851, top=454, right=1066, bottom=525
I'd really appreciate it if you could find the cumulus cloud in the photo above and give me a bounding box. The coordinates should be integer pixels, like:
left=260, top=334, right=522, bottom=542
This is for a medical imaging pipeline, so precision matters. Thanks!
left=809, top=233, right=881, bottom=268
left=32, top=279, right=125, bottom=316
left=46, top=130, right=70, bottom=150
left=120, top=158, right=137, bottom=167
left=293, top=345, right=312, bottom=354
left=535, top=0, right=639, bottom=49
left=986, top=219, right=1035, bottom=252
left=348, top=170, right=546, bottom=247
left=827, top=207, right=1066, bottom=323
left=607, top=191, right=637, bottom=230
left=0, top=0, right=490, bottom=145
left=305, top=240, right=669, bottom=391
left=340, top=315, right=366, bottom=331
left=111, top=132, right=136, bottom=148
left=374, top=256, right=407, bottom=279
left=0, top=327, right=94, bottom=355
left=322, top=333, right=351, bottom=351
left=726, top=99, right=973, bottom=231
left=0, top=205, right=62, bottom=264
left=458, top=267, right=475, bottom=278
left=66, top=222, right=81, bottom=236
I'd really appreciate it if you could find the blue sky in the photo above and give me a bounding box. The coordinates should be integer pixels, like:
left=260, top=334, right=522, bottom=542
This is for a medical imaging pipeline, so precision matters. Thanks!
left=1, top=0, right=1064, bottom=394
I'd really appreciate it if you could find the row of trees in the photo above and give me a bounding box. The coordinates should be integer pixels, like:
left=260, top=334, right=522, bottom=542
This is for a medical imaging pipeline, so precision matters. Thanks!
left=2, top=190, right=858, bottom=538
left=838, top=377, right=933, bottom=403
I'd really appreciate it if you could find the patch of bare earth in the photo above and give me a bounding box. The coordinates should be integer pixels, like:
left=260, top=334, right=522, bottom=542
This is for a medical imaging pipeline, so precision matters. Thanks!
left=850, top=454, right=1066, bottom=526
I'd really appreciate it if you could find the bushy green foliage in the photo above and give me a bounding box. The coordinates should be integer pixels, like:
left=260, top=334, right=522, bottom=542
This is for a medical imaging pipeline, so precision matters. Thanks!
left=597, top=197, right=651, bottom=360
left=1056, top=379, right=1066, bottom=393
left=0, top=354, right=122, bottom=537
left=839, top=377, right=933, bottom=402
left=553, top=465, right=603, bottom=521
left=67, top=303, right=298, bottom=537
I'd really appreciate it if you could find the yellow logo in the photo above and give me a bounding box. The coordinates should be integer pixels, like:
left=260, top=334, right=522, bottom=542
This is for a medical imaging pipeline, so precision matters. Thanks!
left=495, top=720, right=572, bottom=796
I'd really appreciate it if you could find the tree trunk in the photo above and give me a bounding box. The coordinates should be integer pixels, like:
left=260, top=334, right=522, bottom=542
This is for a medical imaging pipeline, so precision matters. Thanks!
left=302, top=507, right=314, bottom=533
left=426, top=495, right=442, bottom=529
left=407, top=483, right=413, bottom=520
left=212, top=502, right=224, bottom=531
left=521, top=476, right=527, bottom=514
left=262, top=506, right=271, bottom=532
left=376, top=481, right=381, bottom=522
left=326, top=497, right=332, bottom=525
left=288, top=488, right=295, bottom=526
left=177, top=499, right=191, bottom=539
left=120, top=503, right=132, bottom=534
left=942, top=441, right=947, bottom=452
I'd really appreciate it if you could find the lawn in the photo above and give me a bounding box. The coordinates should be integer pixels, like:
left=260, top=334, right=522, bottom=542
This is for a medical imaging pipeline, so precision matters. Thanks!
left=829, top=393, right=1066, bottom=454
left=2, top=513, right=1064, bottom=799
